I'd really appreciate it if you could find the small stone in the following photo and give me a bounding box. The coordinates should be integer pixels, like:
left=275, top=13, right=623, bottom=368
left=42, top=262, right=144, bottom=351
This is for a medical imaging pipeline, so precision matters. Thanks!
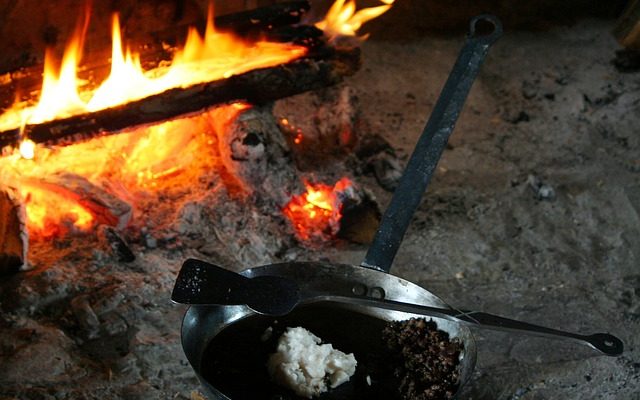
left=144, top=234, right=157, bottom=249
left=511, top=111, right=530, bottom=124
left=612, top=49, right=640, bottom=73
left=70, top=296, right=101, bottom=339
left=522, top=80, right=538, bottom=99
left=527, top=174, right=556, bottom=201
left=370, top=152, right=403, bottom=191
left=537, top=184, right=556, bottom=200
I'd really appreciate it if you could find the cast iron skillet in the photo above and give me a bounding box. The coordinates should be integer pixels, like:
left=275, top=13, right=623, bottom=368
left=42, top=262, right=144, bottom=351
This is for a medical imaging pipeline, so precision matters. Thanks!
left=181, top=261, right=478, bottom=400
left=175, top=14, right=501, bottom=399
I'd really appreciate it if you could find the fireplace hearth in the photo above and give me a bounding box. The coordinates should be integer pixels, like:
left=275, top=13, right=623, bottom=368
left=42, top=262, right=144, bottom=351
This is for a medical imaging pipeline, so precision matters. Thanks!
left=1, top=1, right=639, bottom=399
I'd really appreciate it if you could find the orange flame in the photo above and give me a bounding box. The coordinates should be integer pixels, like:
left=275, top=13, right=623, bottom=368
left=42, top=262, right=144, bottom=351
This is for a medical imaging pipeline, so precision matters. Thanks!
left=283, top=178, right=353, bottom=241
left=0, top=104, right=239, bottom=238
left=0, top=7, right=307, bottom=132
left=316, top=0, right=395, bottom=39
left=19, top=181, right=95, bottom=238
left=0, top=3, right=309, bottom=238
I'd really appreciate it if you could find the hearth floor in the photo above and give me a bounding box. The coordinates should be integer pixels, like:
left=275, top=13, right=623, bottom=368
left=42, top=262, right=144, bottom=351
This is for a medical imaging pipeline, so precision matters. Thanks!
left=1, top=18, right=639, bottom=399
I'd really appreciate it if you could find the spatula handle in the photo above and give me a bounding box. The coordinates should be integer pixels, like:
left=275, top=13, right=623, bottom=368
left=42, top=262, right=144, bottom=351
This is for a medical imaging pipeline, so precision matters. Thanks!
left=312, top=295, right=623, bottom=357
left=171, top=259, right=301, bottom=316
left=171, top=258, right=250, bottom=305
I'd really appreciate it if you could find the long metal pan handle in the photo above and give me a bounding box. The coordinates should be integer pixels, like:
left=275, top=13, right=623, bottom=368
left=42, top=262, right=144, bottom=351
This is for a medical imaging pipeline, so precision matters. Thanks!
left=312, top=295, right=624, bottom=357
left=362, top=15, right=502, bottom=273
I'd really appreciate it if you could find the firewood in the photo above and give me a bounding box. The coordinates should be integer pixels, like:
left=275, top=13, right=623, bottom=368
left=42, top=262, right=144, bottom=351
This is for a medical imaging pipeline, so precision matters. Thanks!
left=614, top=0, right=640, bottom=49
left=0, top=187, right=28, bottom=275
left=0, top=43, right=360, bottom=151
left=214, top=1, right=310, bottom=36
left=21, top=174, right=132, bottom=230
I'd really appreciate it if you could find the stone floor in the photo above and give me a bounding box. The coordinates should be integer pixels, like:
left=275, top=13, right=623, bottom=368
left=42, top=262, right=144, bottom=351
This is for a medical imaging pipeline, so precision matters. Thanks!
left=1, top=16, right=639, bottom=400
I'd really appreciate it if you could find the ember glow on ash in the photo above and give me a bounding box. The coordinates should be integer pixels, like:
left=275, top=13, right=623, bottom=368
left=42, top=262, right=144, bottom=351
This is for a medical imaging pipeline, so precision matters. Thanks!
left=283, top=178, right=353, bottom=241
left=19, top=181, right=95, bottom=238
left=316, top=0, right=395, bottom=39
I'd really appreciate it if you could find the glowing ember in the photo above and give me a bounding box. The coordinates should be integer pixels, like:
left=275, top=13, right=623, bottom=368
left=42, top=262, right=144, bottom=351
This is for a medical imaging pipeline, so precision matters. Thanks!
left=0, top=104, right=244, bottom=238
left=283, top=178, right=353, bottom=241
left=19, top=181, right=95, bottom=238
left=0, top=7, right=307, bottom=132
left=19, top=140, right=35, bottom=160
left=316, top=0, right=395, bottom=39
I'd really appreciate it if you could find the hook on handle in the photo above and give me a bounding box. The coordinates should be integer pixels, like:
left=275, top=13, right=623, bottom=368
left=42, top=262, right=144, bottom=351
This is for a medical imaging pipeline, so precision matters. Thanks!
left=586, top=333, right=624, bottom=357
left=469, top=14, right=503, bottom=44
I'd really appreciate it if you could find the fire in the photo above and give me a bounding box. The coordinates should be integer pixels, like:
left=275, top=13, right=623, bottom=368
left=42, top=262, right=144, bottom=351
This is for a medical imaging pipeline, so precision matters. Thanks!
left=316, top=0, right=395, bottom=39
left=0, top=105, right=236, bottom=238
left=283, top=178, right=353, bottom=241
left=19, top=140, right=35, bottom=160
left=19, top=182, right=95, bottom=238
left=0, top=1, right=393, bottom=241
left=0, top=7, right=307, bottom=132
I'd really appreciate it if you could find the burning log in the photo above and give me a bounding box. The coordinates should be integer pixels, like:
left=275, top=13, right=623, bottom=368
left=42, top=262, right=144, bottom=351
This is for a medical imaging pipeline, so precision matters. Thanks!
left=22, top=174, right=132, bottom=232
left=0, top=187, right=28, bottom=274
left=0, top=43, right=360, bottom=150
left=282, top=178, right=380, bottom=245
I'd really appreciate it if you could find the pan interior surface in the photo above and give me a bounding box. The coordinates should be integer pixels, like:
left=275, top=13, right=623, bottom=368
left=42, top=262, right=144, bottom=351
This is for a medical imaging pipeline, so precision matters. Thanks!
left=200, top=302, right=464, bottom=400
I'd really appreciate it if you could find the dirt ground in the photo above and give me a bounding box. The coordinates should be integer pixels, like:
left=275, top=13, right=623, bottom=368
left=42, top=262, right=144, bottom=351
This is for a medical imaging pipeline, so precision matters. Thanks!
left=338, top=17, right=640, bottom=399
left=1, top=15, right=639, bottom=400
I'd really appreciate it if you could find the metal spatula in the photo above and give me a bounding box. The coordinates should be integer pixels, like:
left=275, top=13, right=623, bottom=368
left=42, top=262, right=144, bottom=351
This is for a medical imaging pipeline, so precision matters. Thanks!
left=171, top=259, right=624, bottom=357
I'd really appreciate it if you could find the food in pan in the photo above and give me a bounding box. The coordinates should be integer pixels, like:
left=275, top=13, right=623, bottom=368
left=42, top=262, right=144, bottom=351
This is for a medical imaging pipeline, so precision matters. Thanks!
left=267, top=326, right=357, bottom=398
left=382, top=318, right=463, bottom=400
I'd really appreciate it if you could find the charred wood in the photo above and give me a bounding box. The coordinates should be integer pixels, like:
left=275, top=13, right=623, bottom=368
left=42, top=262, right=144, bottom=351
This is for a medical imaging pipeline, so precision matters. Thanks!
left=97, top=225, right=135, bottom=263
left=214, top=1, right=310, bottom=36
left=0, top=44, right=360, bottom=150
left=0, top=187, right=28, bottom=275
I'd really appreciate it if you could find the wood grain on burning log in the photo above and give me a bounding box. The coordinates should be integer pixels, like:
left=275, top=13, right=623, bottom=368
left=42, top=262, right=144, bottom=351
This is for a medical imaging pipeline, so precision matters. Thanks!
left=0, top=187, right=28, bottom=274
left=0, top=44, right=360, bottom=150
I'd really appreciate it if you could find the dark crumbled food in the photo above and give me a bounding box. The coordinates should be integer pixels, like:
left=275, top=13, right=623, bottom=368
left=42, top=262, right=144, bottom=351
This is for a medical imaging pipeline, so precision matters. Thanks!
left=382, top=318, right=463, bottom=400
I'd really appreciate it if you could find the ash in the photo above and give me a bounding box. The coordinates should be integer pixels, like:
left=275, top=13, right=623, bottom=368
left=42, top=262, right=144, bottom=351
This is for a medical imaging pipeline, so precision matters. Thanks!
left=1, top=19, right=640, bottom=400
